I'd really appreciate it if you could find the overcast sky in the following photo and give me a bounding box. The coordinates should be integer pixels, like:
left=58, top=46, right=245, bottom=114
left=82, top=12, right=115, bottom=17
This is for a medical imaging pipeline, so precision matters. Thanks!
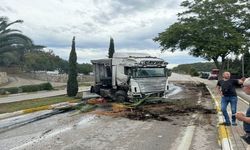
left=1, top=0, right=206, bottom=68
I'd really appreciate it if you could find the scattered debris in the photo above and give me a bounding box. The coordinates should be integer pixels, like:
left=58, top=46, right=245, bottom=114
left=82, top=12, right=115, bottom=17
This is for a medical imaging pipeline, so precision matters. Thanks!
left=87, top=83, right=216, bottom=122
left=112, top=103, right=132, bottom=112
left=56, top=82, right=216, bottom=123
left=86, top=98, right=107, bottom=104
left=79, top=104, right=97, bottom=113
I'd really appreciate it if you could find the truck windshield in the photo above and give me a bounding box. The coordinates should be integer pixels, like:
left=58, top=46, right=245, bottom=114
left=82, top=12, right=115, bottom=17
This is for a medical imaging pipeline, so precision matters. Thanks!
left=133, top=68, right=165, bottom=78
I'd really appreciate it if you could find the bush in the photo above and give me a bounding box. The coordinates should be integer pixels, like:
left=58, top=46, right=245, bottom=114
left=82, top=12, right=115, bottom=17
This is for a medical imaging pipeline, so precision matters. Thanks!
left=40, top=82, right=53, bottom=90
left=0, top=82, right=54, bottom=95
left=2, top=87, right=19, bottom=94
left=0, top=89, right=5, bottom=95
left=20, top=82, right=53, bottom=93
left=21, top=84, right=41, bottom=92
left=190, top=68, right=199, bottom=76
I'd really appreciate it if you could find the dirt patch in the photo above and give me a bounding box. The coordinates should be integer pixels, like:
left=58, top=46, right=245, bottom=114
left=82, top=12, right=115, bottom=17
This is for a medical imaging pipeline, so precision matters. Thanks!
left=88, top=83, right=216, bottom=123
left=122, top=102, right=216, bottom=122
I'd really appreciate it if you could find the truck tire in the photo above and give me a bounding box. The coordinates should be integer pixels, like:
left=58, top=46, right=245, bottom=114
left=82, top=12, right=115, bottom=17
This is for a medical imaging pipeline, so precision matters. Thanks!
left=94, top=85, right=100, bottom=94
left=90, top=86, right=94, bottom=93
left=114, top=90, right=128, bottom=102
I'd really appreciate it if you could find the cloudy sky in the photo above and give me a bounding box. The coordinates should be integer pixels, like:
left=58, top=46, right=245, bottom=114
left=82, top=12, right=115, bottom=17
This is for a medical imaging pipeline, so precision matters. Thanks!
left=1, top=0, right=206, bottom=68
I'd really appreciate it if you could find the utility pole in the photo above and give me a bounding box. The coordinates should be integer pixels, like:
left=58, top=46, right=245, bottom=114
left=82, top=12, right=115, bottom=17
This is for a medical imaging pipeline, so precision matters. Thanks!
left=242, top=54, right=245, bottom=77
left=227, top=58, right=229, bottom=71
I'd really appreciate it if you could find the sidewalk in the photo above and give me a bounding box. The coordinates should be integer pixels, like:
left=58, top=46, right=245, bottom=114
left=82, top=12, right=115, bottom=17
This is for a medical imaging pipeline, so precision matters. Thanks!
left=0, top=86, right=90, bottom=104
left=198, top=78, right=249, bottom=150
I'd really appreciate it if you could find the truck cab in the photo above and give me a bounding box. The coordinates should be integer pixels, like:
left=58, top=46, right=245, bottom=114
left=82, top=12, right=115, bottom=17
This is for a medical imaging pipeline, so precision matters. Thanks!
left=90, top=53, right=170, bottom=102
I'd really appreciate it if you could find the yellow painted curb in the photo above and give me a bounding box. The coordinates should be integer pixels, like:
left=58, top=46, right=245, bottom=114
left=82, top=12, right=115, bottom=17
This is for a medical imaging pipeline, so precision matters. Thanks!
left=0, top=101, right=78, bottom=120
left=218, top=125, right=230, bottom=141
left=23, top=105, right=52, bottom=114
left=206, top=86, right=232, bottom=150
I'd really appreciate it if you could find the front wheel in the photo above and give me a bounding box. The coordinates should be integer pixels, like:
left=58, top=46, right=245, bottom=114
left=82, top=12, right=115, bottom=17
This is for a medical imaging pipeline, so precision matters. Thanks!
left=114, top=90, right=128, bottom=102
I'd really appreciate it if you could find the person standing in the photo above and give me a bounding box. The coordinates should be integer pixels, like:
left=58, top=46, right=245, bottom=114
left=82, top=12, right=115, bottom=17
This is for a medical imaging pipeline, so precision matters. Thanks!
left=216, top=72, right=244, bottom=126
left=236, top=78, right=250, bottom=143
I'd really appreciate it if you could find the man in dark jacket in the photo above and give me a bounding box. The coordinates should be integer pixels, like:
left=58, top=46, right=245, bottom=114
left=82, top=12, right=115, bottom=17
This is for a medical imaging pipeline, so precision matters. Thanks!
left=216, top=72, right=244, bottom=126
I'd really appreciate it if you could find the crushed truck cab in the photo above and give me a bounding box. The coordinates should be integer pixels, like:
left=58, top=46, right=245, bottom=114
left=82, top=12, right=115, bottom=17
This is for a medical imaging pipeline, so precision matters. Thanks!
left=90, top=53, right=169, bottom=102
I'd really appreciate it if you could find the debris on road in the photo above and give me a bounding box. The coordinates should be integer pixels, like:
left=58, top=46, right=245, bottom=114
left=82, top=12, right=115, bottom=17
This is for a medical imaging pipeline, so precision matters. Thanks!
left=1, top=82, right=216, bottom=134
left=86, top=97, right=107, bottom=104
left=79, top=104, right=97, bottom=113
left=82, top=83, right=216, bottom=123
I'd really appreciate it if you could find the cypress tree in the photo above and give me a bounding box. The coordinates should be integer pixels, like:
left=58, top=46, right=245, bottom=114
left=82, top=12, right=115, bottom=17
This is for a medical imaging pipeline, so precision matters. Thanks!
left=244, top=51, right=250, bottom=77
left=108, top=37, right=115, bottom=58
left=67, top=36, right=78, bottom=97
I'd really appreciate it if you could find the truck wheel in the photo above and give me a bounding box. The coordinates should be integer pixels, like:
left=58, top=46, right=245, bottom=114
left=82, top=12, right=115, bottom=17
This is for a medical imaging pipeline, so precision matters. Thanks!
left=115, top=90, right=127, bottom=102
left=94, top=85, right=100, bottom=94
left=90, top=86, right=94, bottom=93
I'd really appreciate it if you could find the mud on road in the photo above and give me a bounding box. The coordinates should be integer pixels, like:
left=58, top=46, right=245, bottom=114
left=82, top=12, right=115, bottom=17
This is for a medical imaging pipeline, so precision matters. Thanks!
left=91, top=83, right=216, bottom=126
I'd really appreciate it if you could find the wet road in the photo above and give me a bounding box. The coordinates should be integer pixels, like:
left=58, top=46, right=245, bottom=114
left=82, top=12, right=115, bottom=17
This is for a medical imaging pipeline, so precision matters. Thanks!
left=0, top=74, right=220, bottom=150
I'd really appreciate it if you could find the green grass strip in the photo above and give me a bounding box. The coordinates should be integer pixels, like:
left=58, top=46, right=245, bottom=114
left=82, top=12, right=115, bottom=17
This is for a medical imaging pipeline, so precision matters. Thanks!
left=0, top=96, right=81, bottom=114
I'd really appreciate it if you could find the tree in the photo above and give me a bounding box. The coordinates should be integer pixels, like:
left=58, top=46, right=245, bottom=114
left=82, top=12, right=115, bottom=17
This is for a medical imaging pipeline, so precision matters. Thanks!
left=108, top=37, right=115, bottom=58
left=173, top=62, right=216, bottom=73
left=244, top=51, right=250, bottom=77
left=0, top=17, right=32, bottom=54
left=0, top=51, right=19, bottom=67
left=23, top=50, right=68, bottom=72
left=154, top=0, right=250, bottom=78
left=67, top=36, right=78, bottom=97
left=0, top=16, right=44, bottom=69
left=77, top=63, right=93, bottom=75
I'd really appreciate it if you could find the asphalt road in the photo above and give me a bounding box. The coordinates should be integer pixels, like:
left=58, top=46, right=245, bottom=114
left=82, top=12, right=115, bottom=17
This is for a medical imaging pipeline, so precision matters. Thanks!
left=2, top=75, right=66, bottom=88
left=0, top=86, right=90, bottom=104
left=0, top=73, right=220, bottom=150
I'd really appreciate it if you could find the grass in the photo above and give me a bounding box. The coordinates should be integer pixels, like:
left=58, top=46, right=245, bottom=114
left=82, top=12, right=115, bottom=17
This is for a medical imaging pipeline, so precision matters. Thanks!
left=0, top=95, right=81, bottom=114
left=78, top=82, right=93, bottom=87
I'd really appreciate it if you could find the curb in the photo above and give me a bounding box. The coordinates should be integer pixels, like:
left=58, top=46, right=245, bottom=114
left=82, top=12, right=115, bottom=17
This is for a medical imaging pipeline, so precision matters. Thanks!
left=0, top=102, right=77, bottom=120
left=206, top=86, right=233, bottom=150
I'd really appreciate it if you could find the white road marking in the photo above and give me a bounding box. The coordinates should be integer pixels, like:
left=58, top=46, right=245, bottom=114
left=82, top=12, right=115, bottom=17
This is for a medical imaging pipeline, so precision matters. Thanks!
left=176, top=125, right=196, bottom=150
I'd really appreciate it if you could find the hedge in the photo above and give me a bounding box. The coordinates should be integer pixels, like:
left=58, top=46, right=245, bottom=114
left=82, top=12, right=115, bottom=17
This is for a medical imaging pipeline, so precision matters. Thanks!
left=0, top=82, right=53, bottom=95
left=0, top=87, right=19, bottom=94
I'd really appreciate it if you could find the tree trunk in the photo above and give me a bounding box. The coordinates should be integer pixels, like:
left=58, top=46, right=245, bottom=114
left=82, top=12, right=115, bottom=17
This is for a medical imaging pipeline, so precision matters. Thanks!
left=213, top=57, right=226, bottom=80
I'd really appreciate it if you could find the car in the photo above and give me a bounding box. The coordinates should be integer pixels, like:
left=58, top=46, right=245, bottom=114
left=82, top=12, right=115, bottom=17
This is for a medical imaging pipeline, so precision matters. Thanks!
left=199, top=72, right=209, bottom=79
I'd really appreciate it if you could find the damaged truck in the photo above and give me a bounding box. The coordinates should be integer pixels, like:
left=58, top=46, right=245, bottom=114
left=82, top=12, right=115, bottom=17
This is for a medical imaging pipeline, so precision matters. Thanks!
left=90, top=53, right=170, bottom=102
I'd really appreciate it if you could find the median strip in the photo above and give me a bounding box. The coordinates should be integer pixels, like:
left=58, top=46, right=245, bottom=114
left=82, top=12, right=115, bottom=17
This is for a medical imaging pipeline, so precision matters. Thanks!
left=0, top=95, right=81, bottom=120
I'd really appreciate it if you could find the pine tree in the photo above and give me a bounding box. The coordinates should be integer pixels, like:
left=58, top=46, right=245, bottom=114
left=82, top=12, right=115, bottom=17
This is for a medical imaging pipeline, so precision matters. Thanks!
left=108, top=37, right=115, bottom=58
left=67, top=36, right=78, bottom=97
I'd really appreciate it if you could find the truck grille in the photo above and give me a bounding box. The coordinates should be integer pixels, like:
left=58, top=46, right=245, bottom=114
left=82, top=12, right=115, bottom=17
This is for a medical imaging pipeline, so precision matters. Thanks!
left=135, top=78, right=166, bottom=93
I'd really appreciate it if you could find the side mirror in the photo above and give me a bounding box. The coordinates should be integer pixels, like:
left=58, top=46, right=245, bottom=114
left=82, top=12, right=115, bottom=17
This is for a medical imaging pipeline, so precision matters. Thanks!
left=165, top=68, right=172, bottom=77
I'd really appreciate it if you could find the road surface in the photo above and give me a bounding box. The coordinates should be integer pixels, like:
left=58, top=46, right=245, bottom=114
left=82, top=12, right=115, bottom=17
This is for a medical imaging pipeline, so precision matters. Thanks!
left=1, top=75, right=66, bottom=88
left=0, top=73, right=220, bottom=150
left=0, top=86, right=90, bottom=104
